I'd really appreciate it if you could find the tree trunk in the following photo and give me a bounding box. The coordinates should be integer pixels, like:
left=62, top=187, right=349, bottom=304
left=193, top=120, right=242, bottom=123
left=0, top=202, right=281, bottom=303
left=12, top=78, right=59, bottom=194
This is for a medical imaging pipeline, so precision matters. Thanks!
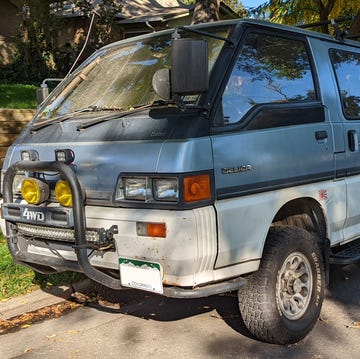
left=191, top=0, right=221, bottom=25
left=349, top=11, right=360, bottom=38
left=316, top=0, right=337, bottom=34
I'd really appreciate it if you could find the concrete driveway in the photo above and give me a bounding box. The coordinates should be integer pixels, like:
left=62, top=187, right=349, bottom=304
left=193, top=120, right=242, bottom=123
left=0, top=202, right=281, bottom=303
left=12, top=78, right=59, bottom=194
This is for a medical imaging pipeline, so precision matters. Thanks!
left=0, top=263, right=359, bottom=358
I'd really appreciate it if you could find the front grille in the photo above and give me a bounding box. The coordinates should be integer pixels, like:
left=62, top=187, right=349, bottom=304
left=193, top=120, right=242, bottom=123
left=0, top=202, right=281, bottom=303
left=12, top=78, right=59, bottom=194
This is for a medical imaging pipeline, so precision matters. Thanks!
left=16, top=223, right=100, bottom=243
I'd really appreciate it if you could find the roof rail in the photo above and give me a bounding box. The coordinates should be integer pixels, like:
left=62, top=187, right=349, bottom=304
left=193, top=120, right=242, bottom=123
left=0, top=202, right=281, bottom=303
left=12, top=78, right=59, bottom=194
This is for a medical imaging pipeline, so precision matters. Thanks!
left=297, top=16, right=354, bottom=41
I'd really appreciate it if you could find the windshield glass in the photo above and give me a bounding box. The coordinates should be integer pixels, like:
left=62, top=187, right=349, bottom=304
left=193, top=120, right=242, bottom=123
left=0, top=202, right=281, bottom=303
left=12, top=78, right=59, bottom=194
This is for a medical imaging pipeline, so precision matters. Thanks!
left=36, top=25, right=232, bottom=122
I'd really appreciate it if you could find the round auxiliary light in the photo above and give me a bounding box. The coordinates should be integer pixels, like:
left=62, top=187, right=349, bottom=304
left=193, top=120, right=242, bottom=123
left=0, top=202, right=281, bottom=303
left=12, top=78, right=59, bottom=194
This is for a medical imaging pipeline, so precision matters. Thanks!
left=21, top=178, right=49, bottom=205
left=55, top=180, right=73, bottom=207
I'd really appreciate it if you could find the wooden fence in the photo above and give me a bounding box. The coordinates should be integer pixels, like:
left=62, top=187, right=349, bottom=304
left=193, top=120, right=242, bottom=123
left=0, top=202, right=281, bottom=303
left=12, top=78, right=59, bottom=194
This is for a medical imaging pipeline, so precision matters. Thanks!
left=0, top=109, right=35, bottom=167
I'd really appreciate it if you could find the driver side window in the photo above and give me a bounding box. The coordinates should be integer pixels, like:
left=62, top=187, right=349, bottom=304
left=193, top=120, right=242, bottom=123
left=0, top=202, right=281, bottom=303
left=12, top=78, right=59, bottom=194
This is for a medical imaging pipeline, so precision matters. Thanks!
left=222, top=32, right=316, bottom=124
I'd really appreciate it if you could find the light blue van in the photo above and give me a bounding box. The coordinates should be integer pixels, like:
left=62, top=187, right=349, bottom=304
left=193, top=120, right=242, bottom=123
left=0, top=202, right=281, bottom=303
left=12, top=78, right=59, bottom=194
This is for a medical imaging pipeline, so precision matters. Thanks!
left=2, top=18, right=360, bottom=344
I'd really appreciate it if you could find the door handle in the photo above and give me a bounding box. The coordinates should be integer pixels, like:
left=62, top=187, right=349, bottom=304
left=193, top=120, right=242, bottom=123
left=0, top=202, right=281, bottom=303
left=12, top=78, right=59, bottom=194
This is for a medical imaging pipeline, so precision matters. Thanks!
left=348, top=130, right=359, bottom=152
left=315, top=131, right=328, bottom=141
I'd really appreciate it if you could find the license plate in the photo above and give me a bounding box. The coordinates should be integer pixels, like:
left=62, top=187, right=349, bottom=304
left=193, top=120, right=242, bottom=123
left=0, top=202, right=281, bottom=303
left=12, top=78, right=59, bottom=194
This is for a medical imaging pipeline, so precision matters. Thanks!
left=119, top=258, right=163, bottom=294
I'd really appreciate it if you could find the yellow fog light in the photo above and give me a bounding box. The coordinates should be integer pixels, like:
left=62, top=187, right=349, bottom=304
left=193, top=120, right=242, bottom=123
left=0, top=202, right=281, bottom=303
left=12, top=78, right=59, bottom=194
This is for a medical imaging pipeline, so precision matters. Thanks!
left=55, top=180, right=72, bottom=207
left=21, top=178, right=49, bottom=205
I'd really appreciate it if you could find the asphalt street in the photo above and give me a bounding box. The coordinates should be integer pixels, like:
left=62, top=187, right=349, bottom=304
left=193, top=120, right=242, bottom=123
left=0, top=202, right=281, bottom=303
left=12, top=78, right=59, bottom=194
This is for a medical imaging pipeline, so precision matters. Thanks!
left=0, top=263, right=359, bottom=359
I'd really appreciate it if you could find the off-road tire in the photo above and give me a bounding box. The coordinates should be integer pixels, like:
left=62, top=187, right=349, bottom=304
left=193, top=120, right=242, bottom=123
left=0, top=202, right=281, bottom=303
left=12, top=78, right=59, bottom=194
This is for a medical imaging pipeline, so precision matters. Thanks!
left=238, top=225, right=325, bottom=344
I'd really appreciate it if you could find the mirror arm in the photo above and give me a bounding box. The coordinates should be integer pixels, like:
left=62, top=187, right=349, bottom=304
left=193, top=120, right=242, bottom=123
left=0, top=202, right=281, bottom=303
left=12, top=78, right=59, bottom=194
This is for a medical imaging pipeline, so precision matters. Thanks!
left=36, top=78, right=63, bottom=106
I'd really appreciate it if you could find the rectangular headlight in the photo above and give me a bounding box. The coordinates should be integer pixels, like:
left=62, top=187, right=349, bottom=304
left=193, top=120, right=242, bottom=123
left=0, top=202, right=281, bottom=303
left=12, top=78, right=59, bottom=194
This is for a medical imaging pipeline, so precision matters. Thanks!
left=124, top=177, right=150, bottom=201
left=13, top=172, right=26, bottom=195
left=153, top=178, right=178, bottom=202
left=115, top=176, right=178, bottom=203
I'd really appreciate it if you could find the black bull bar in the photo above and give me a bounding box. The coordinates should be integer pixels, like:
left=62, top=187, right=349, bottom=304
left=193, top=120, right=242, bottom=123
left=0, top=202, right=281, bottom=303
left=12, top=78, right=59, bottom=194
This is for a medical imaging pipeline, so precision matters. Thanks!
left=3, top=160, right=124, bottom=289
left=3, top=161, right=247, bottom=298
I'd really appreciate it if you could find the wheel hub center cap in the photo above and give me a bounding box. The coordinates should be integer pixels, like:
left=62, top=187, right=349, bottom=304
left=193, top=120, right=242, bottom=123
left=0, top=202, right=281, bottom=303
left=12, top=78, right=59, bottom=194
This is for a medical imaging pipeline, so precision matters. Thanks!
left=292, top=278, right=302, bottom=293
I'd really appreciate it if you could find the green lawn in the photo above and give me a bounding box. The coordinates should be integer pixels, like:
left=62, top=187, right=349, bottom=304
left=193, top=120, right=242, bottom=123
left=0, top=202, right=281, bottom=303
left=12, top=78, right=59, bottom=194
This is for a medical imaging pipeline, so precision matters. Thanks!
left=0, top=235, right=37, bottom=299
left=0, top=83, right=86, bottom=300
left=0, top=233, right=85, bottom=300
left=0, top=83, right=37, bottom=109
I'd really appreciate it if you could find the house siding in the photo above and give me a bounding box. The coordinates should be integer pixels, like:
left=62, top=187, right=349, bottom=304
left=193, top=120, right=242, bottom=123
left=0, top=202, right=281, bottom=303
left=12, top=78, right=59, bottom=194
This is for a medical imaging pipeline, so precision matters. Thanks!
left=0, top=1, right=21, bottom=65
left=0, top=109, right=35, bottom=167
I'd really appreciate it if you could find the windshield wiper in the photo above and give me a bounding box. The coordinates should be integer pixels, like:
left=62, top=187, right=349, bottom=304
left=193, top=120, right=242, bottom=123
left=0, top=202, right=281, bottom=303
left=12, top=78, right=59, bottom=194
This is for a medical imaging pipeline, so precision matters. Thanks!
left=76, top=101, right=181, bottom=130
left=31, top=106, right=124, bottom=131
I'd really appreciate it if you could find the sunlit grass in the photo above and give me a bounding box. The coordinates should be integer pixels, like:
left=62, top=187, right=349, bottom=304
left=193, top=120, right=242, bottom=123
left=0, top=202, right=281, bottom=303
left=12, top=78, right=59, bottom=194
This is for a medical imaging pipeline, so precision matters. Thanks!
left=0, top=233, right=85, bottom=300
left=0, top=83, right=37, bottom=109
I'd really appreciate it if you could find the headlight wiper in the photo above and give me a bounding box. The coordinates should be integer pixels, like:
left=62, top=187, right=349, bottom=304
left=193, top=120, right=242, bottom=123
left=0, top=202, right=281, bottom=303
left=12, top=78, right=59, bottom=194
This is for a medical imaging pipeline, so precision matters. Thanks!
left=76, top=101, right=181, bottom=130
left=31, top=106, right=124, bottom=131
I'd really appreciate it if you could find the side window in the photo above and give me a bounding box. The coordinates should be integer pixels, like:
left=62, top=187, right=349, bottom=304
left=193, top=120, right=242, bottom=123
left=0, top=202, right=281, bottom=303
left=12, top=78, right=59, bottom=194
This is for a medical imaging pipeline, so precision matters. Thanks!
left=330, top=49, right=360, bottom=119
left=223, top=32, right=316, bottom=124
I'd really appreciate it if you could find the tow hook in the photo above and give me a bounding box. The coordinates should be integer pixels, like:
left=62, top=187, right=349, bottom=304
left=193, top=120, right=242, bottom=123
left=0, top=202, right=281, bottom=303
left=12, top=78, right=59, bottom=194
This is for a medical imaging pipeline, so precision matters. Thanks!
left=98, top=225, right=118, bottom=250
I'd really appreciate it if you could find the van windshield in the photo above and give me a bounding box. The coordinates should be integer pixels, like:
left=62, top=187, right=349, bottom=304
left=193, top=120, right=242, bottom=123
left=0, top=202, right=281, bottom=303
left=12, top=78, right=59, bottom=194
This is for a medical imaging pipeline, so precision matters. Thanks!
left=36, top=25, right=231, bottom=122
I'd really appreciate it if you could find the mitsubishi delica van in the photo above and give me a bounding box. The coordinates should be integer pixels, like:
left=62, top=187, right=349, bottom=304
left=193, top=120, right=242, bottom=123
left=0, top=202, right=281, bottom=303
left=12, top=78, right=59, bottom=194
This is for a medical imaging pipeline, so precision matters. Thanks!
left=2, top=18, right=360, bottom=344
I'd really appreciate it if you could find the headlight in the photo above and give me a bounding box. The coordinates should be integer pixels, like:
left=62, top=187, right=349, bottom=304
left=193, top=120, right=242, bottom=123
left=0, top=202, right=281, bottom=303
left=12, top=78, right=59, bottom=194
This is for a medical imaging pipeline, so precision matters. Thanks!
left=115, top=176, right=178, bottom=203
left=55, top=180, right=72, bottom=207
left=12, top=173, right=26, bottom=195
left=115, top=173, right=211, bottom=207
left=153, top=178, right=178, bottom=202
left=21, top=178, right=50, bottom=205
left=123, top=177, right=150, bottom=201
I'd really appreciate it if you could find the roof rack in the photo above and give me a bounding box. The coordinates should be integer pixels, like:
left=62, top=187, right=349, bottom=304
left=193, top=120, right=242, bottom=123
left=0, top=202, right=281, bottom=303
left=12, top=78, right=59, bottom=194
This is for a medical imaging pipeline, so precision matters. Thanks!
left=297, top=16, right=354, bottom=41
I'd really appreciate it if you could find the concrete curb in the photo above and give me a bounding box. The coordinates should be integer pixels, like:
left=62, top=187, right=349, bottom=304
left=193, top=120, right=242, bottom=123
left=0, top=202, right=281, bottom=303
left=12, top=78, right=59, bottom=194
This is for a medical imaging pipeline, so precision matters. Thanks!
left=0, top=279, right=93, bottom=321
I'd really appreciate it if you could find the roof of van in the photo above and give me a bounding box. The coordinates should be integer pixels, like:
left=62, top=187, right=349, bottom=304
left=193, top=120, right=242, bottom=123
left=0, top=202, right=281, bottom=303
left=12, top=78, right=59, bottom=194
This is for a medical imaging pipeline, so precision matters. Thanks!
left=100, top=18, right=360, bottom=52
left=237, top=19, right=360, bottom=47
left=198, top=18, right=359, bottom=45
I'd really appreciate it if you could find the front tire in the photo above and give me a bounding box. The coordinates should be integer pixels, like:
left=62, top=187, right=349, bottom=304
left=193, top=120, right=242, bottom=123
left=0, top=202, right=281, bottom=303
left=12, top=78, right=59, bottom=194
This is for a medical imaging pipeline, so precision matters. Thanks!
left=238, top=226, right=324, bottom=344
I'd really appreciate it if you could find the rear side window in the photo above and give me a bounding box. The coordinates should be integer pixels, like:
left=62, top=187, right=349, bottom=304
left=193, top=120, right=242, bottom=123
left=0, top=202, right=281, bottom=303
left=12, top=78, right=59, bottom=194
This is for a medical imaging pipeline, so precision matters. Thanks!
left=330, top=49, right=360, bottom=119
left=223, top=32, right=316, bottom=124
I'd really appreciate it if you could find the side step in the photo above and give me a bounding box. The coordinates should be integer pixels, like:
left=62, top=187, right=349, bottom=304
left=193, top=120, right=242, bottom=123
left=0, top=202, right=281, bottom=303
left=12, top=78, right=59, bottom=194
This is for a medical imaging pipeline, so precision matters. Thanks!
left=330, top=238, right=360, bottom=265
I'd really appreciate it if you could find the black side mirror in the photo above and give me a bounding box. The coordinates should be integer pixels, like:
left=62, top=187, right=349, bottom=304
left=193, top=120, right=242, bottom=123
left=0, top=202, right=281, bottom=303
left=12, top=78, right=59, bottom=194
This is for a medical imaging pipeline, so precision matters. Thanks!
left=171, top=38, right=208, bottom=96
left=152, top=38, right=209, bottom=100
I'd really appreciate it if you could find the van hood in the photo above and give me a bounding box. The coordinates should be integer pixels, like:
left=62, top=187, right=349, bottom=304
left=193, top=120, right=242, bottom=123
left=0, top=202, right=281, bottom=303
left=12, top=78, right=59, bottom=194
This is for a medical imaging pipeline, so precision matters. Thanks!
left=3, top=109, right=213, bottom=204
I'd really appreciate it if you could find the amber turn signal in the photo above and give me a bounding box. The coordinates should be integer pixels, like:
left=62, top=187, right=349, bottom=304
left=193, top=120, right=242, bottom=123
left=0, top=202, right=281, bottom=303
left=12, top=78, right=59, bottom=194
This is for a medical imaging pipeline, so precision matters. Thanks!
left=137, top=222, right=167, bottom=238
left=183, top=174, right=211, bottom=203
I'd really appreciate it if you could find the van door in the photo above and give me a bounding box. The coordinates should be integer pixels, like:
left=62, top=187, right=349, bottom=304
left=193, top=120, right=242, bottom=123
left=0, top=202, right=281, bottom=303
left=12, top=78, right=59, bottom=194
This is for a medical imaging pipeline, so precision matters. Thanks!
left=329, top=47, right=360, bottom=241
left=211, top=30, right=335, bottom=268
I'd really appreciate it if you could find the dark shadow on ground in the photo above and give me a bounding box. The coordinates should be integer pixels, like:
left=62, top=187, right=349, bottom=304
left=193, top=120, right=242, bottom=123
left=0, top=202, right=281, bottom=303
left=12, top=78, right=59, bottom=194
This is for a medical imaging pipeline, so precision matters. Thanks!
left=88, top=262, right=360, bottom=347
left=89, top=288, right=255, bottom=340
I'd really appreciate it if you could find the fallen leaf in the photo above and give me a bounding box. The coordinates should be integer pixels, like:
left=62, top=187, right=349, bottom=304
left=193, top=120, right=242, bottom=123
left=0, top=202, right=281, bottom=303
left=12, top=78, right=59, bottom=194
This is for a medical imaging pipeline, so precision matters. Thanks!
left=66, top=329, right=80, bottom=335
left=21, top=323, right=32, bottom=329
left=347, top=322, right=360, bottom=329
left=71, top=292, right=91, bottom=303
left=0, top=300, right=81, bottom=335
left=210, top=313, right=222, bottom=319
